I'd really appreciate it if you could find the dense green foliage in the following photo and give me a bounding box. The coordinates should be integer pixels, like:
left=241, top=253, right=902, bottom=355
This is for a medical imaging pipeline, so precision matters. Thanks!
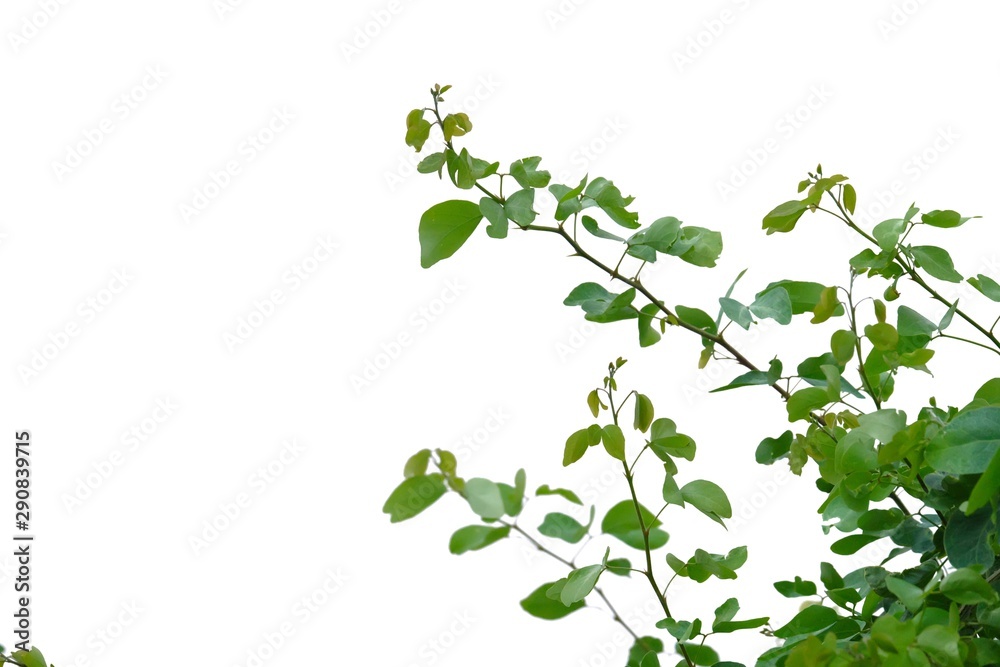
left=385, top=84, right=1000, bottom=666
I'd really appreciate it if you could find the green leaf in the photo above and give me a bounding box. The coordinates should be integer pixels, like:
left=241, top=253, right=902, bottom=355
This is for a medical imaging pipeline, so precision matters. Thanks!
left=560, top=564, right=604, bottom=604
left=680, top=480, right=732, bottom=526
left=417, top=151, right=446, bottom=174
left=449, top=524, right=511, bottom=554
left=538, top=511, right=590, bottom=544
left=975, top=378, right=1000, bottom=405
left=404, top=108, right=432, bottom=151
left=672, top=226, right=723, bottom=268
left=750, top=287, right=792, bottom=325
left=535, top=485, right=583, bottom=505
left=819, top=562, right=844, bottom=590
left=602, top=500, right=668, bottom=550
left=719, top=297, right=753, bottom=330
left=418, top=200, right=484, bottom=268
left=464, top=478, right=505, bottom=520
left=759, top=281, right=831, bottom=315
left=968, top=449, right=1000, bottom=513
left=763, top=200, right=809, bottom=235
left=944, top=505, right=995, bottom=568
left=940, top=567, right=999, bottom=605
left=756, top=430, right=793, bottom=464
left=787, top=387, right=829, bottom=422
left=926, top=407, right=1000, bottom=474
left=675, top=305, right=717, bottom=334
left=885, top=576, right=924, bottom=613
left=968, top=274, right=1000, bottom=302
left=509, top=156, right=551, bottom=189
left=634, top=393, right=655, bottom=432
left=504, top=188, right=537, bottom=227
left=835, top=430, right=878, bottom=474
left=630, top=216, right=681, bottom=253
left=830, top=533, right=881, bottom=555
left=584, top=177, right=639, bottom=229
left=383, top=474, right=447, bottom=523
left=479, top=197, right=508, bottom=239
left=403, top=449, right=432, bottom=478
left=856, top=409, right=906, bottom=443
left=897, top=306, right=937, bottom=338
left=587, top=389, right=601, bottom=418
left=662, top=469, right=684, bottom=506
left=601, top=424, right=626, bottom=461
left=774, top=577, right=818, bottom=598
left=910, top=245, right=963, bottom=283
left=564, top=283, right=639, bottom=323
left=873, top=218, right=906, bottom=251
left=520, top=582, right=585, bottom=619
left=649, top=418, right=697, bottom=462
left=710, top=369, right=775, bottom=393
left=773, top=604, right=839, bottom=639
left=842, top=183, right=857, bottom=214
left=679, top=643, right=718, bottom=665
left=938, top=300, right=959, bottom=331
left=581, top=215, right=625, bottom=242
left=921, top=209, right=970, bottom=228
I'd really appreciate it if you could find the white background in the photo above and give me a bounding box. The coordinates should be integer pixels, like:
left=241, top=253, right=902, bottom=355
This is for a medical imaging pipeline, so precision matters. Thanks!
left=2, top=1, right=999, bottom=665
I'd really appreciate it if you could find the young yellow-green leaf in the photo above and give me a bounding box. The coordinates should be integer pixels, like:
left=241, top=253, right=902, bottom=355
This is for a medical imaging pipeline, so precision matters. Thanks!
left=405, top=108, right=432, bottom=151
left=9, top=648, right=48, bottom=667
left=383, top=474, right=447, bottom=523
left=811, top=286, right=841, bottom=324
left=834, top=430, right=878, bottom=474
left=520, top=581, right=585, bottom=619
left=442, top=112, right=472, bottom=141
left=910, top=245, right=963, bottom=283
left=418, top=200, right=484, bottom=268
left=563, top=428, right=593, bottom=466
left=968, top=274, right=1000, bottom=302
left=449, top=524, right=511, bottom=554
left=864, top=323, right=899, bottom=351
left=464, top=478, right=505, bottom=520
left=587, top=389, right=602, bottom=417
left=763, top=200, right=809, bottom=235
left=634, top=393, right=654, bottom=432
left=830, top=330, right=857, bottom=365
left=601, top=424, right=626, bottom=461
left=403, top=449, right=432, bottom=478
left=843, top=183, right=857, bottom=214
